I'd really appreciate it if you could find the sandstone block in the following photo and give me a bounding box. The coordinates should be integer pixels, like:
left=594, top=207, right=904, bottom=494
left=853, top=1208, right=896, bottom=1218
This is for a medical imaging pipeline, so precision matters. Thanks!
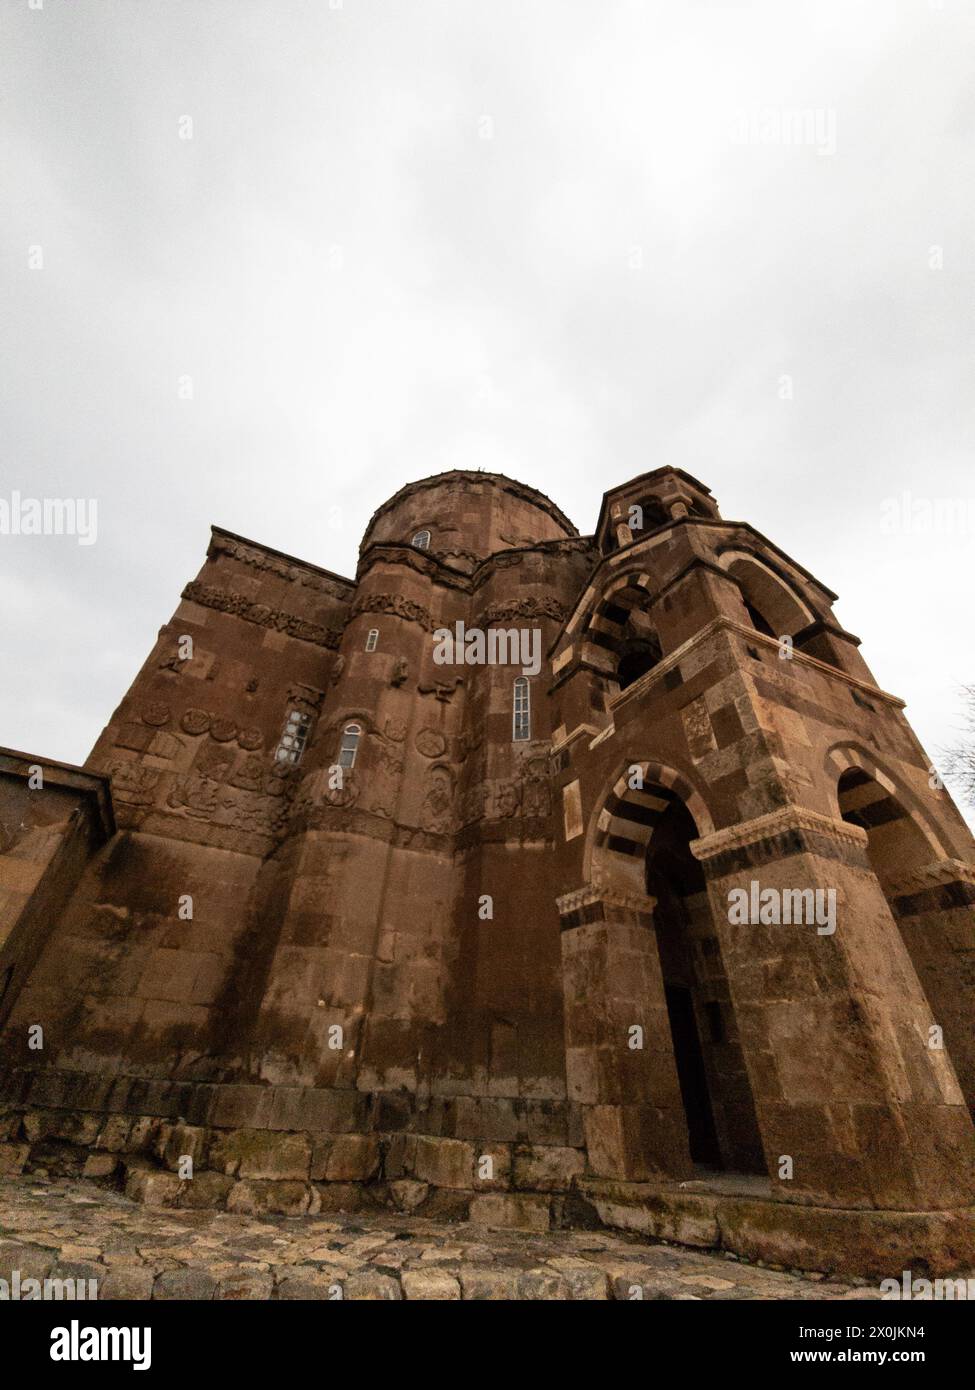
left=389, top=1178, right=429, bottom=1212
left=311, top=1133, right=379, bottom=1181
left=0, top=1141, right=29, bottom=1176
left=468, top=1193, right=552, bottom=1233
left=226, top=1179, right=319, bottom=1216
left=459, top=1268, right=520, bottom=1300
left=413, top=1135, right=474, bottom=1189
left=208, top=1128, right=311, bottom=1181
left=124, top=1163, right=182, bottom=1208
left=216, top=1268, right=274, bottom=1300
left=401, top=1269, right=461, bottom=1300
left=153, top=1268, right=217, bottom=1300
left=99, top=1267, right=155, bottom=1301
left=343, top=1270, right=402, bottom=1301
left=177, top=1171, right=233, bottom=1209
left=82, top=1152, right=119, bottom=1180
left=513, top=1146, right=585, bottom=1191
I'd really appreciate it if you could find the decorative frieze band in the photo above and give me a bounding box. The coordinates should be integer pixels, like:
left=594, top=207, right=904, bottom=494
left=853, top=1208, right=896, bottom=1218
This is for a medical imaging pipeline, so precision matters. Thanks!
left=182, top=582, right=344, bottom=649
left=690, top=805, right=869, bottom=877
left=886, top=857, right=975, bottom=917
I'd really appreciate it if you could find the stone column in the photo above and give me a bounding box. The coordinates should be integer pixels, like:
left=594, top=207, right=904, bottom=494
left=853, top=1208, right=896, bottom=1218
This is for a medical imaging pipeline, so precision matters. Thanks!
left=557, top=885, right=693, bottom=1181
left=691, top=806, right=975, bottom=1211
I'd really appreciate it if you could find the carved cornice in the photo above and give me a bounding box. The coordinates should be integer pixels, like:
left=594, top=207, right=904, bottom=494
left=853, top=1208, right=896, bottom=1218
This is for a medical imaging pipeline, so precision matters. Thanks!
left=182, top=581, right=344, bottom=649
left=208, top=529, right=354, bottom=598
left=690, top=806, right=869, bottom=863
left=885, top=857, right=975, bottom=897
left=556, top=884, right=656, bottom=917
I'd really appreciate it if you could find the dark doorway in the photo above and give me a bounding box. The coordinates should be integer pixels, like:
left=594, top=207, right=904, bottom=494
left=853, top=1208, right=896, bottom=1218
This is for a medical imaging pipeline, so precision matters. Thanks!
left=664, top=983, right=721, bottom=1166
left=646, top=798, right=765, bottom=1174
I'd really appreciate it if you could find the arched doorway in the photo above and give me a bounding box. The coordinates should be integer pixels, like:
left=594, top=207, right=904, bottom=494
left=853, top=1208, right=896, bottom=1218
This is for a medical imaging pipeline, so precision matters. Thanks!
left=836, top=764, right=974, bottom=1113
left=645, top=799, right=765, bottom=1174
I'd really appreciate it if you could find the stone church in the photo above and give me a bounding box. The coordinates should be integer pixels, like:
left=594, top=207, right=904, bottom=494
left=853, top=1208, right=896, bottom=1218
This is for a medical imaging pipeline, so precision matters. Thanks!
left=2, top=467, right=974, bottom=1276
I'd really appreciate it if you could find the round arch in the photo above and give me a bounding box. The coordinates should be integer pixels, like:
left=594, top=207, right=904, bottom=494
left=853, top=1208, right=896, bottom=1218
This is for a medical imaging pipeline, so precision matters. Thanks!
left=716, top=548, right=815, bottom=638
left=584, top=758, right=715, bottom=895
left=824, top=742, right=947, bottom=864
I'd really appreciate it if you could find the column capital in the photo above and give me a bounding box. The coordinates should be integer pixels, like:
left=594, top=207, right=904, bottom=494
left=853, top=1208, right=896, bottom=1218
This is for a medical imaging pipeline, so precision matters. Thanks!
left=556, top=883, right=656, bottom=931
left=690, top=805, right=868, bottom=873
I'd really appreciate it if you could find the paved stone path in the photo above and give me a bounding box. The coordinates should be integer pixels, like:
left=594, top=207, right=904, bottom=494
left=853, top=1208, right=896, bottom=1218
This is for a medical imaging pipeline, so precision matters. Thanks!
left=0, top=1175, right=888, bottom=1300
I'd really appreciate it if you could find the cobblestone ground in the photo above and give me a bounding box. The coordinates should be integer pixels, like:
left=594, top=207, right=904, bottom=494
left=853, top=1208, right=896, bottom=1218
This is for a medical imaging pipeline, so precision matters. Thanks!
left=0, top=1175, right=897, bottom=1301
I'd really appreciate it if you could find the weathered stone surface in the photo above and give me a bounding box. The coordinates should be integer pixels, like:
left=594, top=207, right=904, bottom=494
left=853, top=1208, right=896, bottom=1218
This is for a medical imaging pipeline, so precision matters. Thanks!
left=459, top=1268, right=521, bottom=1300
left=469, top=1193, right=552, bottom=1233
left=177, top=1171, right=234, bottom=1209
left=153, top=1268, right=218, bottom=1300
left=82, top=1152, right=119, bottom=1179
left=401, top=1268, right=461, bottom=1300
left=518, top=1268, right=567, bottom=1299
left=0, top=1142, right=30, bottom=1176
left=389, top=1178, right=430, bottom=1212
left=209, top=1129, right=311, bottom=1181
left=226, top=1179, right=319, bottom=1216
left=99, top=1266, right=155, bottom=1300
left=276, top=1267, right=344, bottom=1300
left=343, top=1270, right=402, bottom=1301
left=413, top=1136, right=475, bottom=1190
left=124, top=1163, right=182, bottom=1208
left=217, top=1268, right=275, bottom=1300
left=513, top=1146, right=585, bottom=1192
left=312, top=1133, right=379, bottom=1182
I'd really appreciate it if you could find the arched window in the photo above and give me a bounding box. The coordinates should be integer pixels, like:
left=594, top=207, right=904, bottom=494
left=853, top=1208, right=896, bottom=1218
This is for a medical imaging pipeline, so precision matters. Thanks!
left=365, top=628, right=379, bottom=652
left=275, top=707, right=313, bottom=765
left=513, top=677, right=531, bottom=741
left=338, top=722, right=361, bottom=769
left=412, top=529, right=431, bottom=550
left=617, top=633, right=663, bottom=690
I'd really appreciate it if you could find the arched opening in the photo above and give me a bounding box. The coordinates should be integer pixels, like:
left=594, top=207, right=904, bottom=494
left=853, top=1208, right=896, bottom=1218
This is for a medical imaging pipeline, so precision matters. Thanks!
left=645, top=800, right=765, bottom=1174
left=630, top=800, right=765, bottom=1174
left=837, top=762, right=974, bottom=1117
left=720, top=551, right=814, bottom=646
left=629, top=495, right=669, bottom=535
left=617, top=634, right=663, bottom=690
left=589, top=581, right=663, bottom=692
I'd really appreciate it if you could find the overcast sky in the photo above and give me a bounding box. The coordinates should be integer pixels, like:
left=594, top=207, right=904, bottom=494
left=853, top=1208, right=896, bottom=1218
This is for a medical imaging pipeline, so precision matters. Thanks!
left=2, top=0, right=973, bottom=826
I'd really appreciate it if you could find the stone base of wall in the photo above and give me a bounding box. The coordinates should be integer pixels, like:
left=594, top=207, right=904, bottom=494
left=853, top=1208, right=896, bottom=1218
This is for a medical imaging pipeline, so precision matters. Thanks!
left=5, top=1070, right=973, bottom=1276
left=0, top=1069, right=593, bottom=1235
left=582, top=1179, right=975, bottom=1280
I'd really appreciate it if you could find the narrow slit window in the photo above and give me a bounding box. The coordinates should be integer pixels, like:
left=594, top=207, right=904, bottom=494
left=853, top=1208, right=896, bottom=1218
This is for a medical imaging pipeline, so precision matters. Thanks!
left=513, top=677, right=531, bottom=742
left=365, top=628, right=379, bottom=652
left=338, top=722, right=361, bottom=769
left=275, top=707, right=313, bottom=765
left=412, top=529, right=431, bottom=550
